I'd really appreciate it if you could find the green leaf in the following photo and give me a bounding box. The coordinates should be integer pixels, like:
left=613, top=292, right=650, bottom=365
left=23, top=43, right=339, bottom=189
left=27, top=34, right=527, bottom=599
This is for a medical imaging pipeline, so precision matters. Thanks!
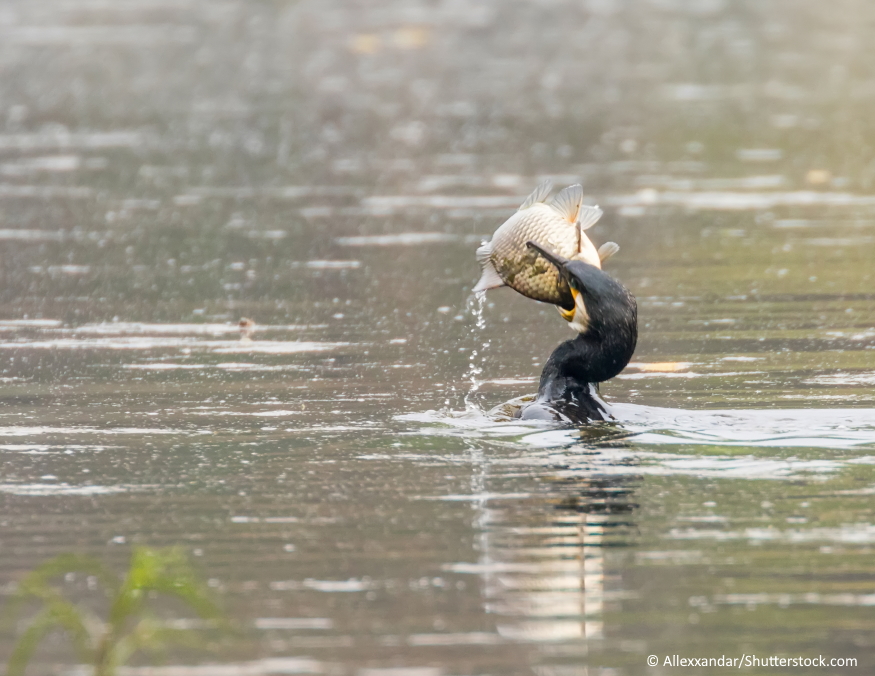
left=6, top=546, right=228, bottom=676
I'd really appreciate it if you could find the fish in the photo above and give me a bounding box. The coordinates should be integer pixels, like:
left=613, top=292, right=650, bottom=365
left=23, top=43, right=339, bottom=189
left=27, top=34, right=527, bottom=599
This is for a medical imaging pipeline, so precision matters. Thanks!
left=473, top=180, right=619, bottom=310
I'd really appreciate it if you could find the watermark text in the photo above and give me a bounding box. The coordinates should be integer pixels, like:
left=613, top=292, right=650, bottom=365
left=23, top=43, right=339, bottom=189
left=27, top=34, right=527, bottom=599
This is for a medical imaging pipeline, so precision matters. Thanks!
left=647, top=654, right=857, bottom=668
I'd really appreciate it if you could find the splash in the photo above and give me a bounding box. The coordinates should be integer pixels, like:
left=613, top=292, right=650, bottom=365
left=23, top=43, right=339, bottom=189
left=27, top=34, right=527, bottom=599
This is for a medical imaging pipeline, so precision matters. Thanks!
left=463, top=291, right=490, bottom=412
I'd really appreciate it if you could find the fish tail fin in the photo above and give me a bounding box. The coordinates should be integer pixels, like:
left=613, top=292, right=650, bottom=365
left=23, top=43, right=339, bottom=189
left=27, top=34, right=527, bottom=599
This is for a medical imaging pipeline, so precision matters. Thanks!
left=598, top=241, right=620, bottom=263
left=518, top=179, right=553, bottom=210
left=473, top=242, right=505, bottom=292
left=551, top=184, right=584, bottom=223
left=577, top=204, right=603, bottom=231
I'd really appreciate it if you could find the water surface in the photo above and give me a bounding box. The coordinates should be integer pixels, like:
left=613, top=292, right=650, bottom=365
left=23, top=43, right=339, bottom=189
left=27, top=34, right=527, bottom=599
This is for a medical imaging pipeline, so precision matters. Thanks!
left=2, top=0, right=875, bottom=674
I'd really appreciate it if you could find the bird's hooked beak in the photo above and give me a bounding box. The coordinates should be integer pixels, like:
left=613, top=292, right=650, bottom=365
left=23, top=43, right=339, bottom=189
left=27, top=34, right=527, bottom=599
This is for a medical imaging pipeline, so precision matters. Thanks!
left=526, top=240, right=588, bottom=329
left=526, top=239, right=571, bottom=270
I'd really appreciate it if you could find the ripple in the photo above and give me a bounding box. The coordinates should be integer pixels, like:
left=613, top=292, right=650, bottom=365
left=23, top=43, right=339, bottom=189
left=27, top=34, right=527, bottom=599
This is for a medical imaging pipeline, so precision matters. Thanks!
left=407, top=632, right=503, bottom=645
left=66, top=658, right=326, bottom=676
left=125, top=363, right=304, bottom=372
left=254, top=618, right=333, bottom=630
left=2, top=25, right=197, bottom=45
left=0, top=483, right=138, bottom=496
left=0, top=319, right=63, bottom=329
left=605, top=189, right=875, bottom=211
left=270, top=578, right=376, bottom=593
left=0, top=338, right=348, bottom=353
left=0, top=185, right=92, bottom=199
left=0, top=426, right=188, bottom=437
left=66, top=322, right=313, bottom=335
left=0, top=131, right=143, bottom=151
left=711, top=592, right=875, bottom=607
left=398, top=406, right=875, bottom=480
left=335, top=233, right=461, bottom=246
left=402, top=405, right=875, bottom=451
left=304, top=260, right=361, bottom=269
left=0, top=444, right=112, bottom=454
left=669, top=523, right=875, bottom=544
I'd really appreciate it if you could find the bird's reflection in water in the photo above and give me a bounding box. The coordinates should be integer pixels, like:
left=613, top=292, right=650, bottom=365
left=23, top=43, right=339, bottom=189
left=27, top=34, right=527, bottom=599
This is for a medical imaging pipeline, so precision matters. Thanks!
left=469, top=458, right=639, bottom=666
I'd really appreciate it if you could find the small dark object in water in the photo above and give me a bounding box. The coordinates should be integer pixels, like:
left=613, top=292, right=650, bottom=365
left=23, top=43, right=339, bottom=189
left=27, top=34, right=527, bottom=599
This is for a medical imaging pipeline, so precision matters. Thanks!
left=514, top=240, right=638, bottom=424
left=239, top=317, right=255, bottom=342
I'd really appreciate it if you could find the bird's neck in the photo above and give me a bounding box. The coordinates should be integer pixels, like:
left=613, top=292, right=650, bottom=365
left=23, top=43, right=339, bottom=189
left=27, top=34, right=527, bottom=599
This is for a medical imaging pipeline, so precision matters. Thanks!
left=538, top=316, right=636, bottom=388
left=530, top=336, right=612, bottom=423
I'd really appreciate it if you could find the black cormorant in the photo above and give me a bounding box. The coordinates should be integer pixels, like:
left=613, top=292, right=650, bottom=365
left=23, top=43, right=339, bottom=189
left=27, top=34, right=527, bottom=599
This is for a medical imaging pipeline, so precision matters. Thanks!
left=514, top=240, right=638, bottom=424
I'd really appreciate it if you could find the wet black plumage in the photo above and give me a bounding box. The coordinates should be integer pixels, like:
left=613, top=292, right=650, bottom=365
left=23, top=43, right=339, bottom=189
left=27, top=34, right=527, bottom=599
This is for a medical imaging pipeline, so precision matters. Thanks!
left=516, top=243, right=638, bottom=424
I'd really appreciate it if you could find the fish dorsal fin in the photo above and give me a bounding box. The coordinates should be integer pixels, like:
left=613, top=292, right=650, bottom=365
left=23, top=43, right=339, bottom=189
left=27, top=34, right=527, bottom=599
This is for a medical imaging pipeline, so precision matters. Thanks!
left=598, top=241, right=620, bottom=262
left=518, top=179, right=553, bottom=211
left=577, top=204, right=603, bottom=231
left=550, top=184, right=584, bottom=223
left=473, top=241, right=506, bottom=292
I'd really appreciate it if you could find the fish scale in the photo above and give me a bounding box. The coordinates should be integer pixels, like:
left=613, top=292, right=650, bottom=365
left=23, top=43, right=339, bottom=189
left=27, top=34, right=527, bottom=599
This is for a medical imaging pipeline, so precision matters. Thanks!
left=474, top=181, right=617, bottom=309
left=490, top=204, right=581, bottom=304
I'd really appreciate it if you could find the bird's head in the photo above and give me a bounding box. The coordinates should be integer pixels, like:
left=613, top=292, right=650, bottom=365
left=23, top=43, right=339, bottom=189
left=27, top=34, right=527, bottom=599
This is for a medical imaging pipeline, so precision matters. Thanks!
left=526, top=240, right=637, bottom=340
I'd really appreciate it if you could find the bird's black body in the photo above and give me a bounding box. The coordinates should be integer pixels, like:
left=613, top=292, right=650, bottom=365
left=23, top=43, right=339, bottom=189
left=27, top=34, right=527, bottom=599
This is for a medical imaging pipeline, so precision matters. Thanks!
left=514, top=245, right=638, bottom=425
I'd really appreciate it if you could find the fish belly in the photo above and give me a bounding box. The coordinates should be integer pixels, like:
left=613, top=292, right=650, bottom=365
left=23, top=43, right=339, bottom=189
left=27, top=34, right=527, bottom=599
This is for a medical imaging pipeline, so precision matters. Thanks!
left=573, top=233, right=601, bottom=268
left=490, top=207, right=577, bottom=305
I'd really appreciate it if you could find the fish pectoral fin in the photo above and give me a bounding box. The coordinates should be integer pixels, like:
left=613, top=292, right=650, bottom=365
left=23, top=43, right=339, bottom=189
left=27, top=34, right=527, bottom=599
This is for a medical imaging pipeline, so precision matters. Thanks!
left=473, top=259, right=505, bottom=292
left=475, top=241, right=493, bottom=265
left=551, top=184, right=584, bottom=223
left=577, top=204, right=603, bottom=231
left=474, top=243, right=505, bottom=292
left=598, top=241, right=620, bottom=263
left=518, top=179, right=553, bottom=210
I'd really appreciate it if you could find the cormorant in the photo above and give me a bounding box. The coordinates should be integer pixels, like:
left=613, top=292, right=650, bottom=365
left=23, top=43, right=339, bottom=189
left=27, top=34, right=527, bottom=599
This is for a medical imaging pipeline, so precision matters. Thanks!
left=514, top=240, right=637, bottom=424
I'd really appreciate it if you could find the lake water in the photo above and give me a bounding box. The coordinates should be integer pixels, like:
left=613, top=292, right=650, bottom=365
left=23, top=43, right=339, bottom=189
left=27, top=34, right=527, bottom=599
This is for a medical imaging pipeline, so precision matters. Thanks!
left=2, top=1, right=875, bottom=674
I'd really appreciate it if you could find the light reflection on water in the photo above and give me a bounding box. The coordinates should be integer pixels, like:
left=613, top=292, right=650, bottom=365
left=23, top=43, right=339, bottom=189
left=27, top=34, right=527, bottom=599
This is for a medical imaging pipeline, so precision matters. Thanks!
left=3, top=0, right=875, bottom=673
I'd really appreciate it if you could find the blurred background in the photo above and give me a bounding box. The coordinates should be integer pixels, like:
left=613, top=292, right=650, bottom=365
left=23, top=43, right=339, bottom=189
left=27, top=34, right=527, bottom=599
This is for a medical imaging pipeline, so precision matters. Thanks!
left=2, top=0, right=875, bottom=674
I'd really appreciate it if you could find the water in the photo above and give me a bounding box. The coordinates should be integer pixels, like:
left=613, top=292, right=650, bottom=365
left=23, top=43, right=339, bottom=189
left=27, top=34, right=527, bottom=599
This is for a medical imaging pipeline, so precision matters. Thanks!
left=464, top=292, right=488, bottom=413
left=2, top=0, right=875, bottom=674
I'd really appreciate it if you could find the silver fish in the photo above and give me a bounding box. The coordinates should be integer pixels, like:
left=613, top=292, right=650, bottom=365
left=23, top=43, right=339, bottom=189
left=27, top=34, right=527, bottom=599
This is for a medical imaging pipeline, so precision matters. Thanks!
left=473, top=180, right=618, bottom=308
